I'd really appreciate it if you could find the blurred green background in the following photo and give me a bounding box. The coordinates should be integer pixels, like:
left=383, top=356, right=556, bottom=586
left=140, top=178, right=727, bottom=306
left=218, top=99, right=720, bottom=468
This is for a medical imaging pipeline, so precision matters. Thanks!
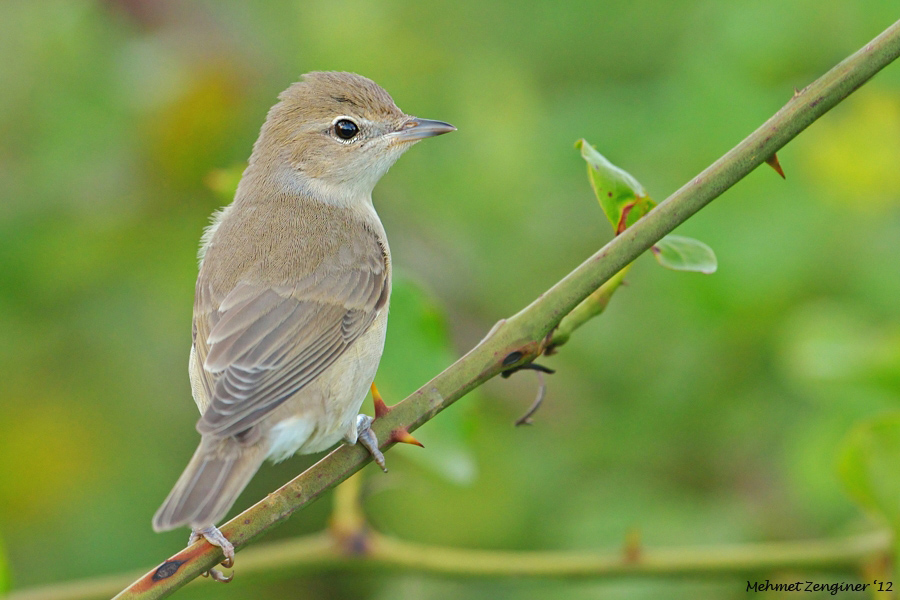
left=2, top=1, right=899, bottom=598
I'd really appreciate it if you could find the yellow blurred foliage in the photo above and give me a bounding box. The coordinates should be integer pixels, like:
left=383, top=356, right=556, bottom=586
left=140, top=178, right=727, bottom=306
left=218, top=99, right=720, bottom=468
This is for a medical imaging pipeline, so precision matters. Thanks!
left=0, top=403, right=100, bottom=519
left=140, top=67, right=244, bottom=189
left=801, top=91, right=900, bottom=210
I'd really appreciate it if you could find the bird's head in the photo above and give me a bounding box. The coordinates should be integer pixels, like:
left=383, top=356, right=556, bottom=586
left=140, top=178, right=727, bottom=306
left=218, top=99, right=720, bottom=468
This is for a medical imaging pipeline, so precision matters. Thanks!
left=251, top=71, right=455, bottom=203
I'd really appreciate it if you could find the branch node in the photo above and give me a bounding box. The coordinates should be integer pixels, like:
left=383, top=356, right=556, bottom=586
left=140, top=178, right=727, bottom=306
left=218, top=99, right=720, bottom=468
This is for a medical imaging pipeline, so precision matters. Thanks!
left=501, top=351, right=523, bottom=367
left=623, top=528, right=643, bottom=564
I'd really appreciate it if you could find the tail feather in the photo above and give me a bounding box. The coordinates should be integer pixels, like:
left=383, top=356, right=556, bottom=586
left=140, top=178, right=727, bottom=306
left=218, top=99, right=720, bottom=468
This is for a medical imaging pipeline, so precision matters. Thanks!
left=153, top=438, right=266, bottom=531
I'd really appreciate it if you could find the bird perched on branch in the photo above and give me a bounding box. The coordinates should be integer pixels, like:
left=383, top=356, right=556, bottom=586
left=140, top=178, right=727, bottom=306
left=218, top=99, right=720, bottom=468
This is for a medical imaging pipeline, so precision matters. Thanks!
left=152, top=71, right=454, bottom=580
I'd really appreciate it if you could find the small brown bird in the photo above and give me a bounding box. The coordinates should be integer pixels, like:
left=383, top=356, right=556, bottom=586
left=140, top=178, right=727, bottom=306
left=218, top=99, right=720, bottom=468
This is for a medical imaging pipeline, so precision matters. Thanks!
left=152, top=72, right=454, bottom=576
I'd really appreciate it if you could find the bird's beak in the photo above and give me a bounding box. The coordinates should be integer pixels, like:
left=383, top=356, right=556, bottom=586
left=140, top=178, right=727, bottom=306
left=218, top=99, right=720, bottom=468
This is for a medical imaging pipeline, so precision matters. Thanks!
left=388, top=118, right=456, bottom=142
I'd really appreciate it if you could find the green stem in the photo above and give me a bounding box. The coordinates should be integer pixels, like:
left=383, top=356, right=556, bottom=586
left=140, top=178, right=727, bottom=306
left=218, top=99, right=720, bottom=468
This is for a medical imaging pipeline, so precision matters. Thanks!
left=514, top=18, right=900, bottom=346
left=328, top=472, right=367, bottom=545
left=109, top=18, right=900, bottom=599
left=9, top=530, right=892, bottom=599
left=548, top=264, right=631, bottom=351
left=365, top=530, right=892, bottom=579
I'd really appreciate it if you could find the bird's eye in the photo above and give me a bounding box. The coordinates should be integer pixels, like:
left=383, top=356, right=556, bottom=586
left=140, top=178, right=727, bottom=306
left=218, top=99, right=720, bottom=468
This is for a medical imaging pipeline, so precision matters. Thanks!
left=334, top=118, right=359, bottom=140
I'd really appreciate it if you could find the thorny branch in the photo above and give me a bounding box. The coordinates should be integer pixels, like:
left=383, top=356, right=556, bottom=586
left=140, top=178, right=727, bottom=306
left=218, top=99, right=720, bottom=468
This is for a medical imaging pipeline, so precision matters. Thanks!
left=27, top=18, right=893, bottom=600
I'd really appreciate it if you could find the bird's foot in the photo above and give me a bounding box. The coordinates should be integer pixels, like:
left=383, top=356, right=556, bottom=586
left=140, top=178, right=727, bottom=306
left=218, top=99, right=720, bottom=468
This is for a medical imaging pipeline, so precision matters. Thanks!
left=354, top=414, right=387, bottom=472
left=190, top=526, right=234, bottom=583
left=350, top=383, right=424, bottom=471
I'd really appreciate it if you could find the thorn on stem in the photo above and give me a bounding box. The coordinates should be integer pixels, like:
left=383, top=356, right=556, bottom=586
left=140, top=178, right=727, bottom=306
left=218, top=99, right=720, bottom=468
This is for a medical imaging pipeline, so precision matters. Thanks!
left=765, top=153, right=786, bottom=179
left=389, top=427, right=424, bottom=447
left=371, top=382, right=389, bottom=419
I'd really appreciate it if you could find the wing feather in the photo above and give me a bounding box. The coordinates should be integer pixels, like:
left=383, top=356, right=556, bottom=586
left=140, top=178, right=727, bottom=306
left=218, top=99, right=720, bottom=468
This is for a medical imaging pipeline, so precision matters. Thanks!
left=194, top=230, right=388, bottom=438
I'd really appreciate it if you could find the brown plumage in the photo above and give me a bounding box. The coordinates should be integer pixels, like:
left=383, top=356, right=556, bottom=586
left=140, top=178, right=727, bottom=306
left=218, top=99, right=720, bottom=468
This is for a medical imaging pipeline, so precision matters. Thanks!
left=152, top=72, right=454, bottom=568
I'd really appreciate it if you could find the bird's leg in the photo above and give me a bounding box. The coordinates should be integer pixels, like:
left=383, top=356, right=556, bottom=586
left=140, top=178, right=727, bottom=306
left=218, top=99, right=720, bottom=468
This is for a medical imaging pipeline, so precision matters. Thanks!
left=349, top=383, right=424, bottom=471
left=190, top=525, right=234, bottom=583
left=353, top=414, right=387, bottom=472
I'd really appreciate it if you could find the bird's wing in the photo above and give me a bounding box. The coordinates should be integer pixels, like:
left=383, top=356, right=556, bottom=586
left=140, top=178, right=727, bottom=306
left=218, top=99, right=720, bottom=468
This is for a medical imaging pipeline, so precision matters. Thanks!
left=193, top=236, right=388, bottom=438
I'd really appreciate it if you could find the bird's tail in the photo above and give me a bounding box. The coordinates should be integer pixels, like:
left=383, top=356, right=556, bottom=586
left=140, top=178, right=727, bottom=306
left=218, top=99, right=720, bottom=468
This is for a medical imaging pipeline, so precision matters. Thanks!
left=153, top=437, right=267, bottom=532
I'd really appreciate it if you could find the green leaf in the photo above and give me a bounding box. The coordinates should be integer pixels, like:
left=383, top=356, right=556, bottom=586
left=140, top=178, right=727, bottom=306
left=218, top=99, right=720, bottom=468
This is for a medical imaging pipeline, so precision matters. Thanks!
left=376, top=273, right=477, bottom=484
left=576, top=140, right=717, bottom=274
left=576, top=138, right=656, bottom=233
left=651, top=235, right=718, bottom=274
left=837, top=413, right=900, bottom=527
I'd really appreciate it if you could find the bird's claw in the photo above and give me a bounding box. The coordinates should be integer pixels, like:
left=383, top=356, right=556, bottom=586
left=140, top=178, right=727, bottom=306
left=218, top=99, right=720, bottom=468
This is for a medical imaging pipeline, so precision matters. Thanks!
left=190, top=525, right=235, bottom=583
left=203, top=568, right=234, bottom=583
